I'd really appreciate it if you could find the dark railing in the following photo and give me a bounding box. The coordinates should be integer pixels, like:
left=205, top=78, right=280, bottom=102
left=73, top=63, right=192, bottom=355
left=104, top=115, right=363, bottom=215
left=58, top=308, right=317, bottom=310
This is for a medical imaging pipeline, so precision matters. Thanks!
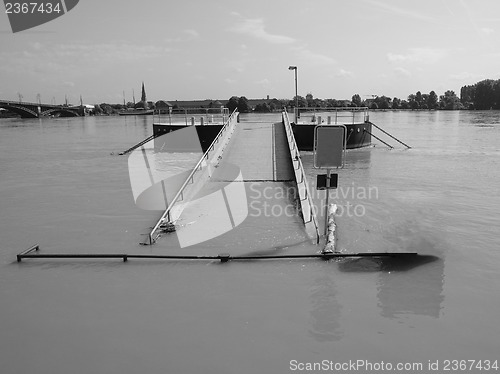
left=145, top=109, right=239, bottom=245
left=153, top=107, right=230, bottom=126
left=296, top=107, right=369, bottom=124
left=282, top=111, right=321, bottom=243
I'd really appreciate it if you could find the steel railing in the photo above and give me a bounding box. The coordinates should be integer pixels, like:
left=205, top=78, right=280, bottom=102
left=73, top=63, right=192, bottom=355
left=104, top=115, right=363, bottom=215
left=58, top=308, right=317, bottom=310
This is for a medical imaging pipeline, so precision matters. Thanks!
left=153, top=107, right=230, bottom=126
left=144, top=109, right=239, bottom=245
left=282, top=111, right=321, bottom=244
left=295, top=106, right=369, bottom=125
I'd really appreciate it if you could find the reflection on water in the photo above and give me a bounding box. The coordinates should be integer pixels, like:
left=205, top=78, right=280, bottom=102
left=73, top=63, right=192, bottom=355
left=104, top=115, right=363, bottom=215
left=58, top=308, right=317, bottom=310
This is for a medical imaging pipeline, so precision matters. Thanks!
left=345, top=147, right=372, bottom=168
left=123, top=115, right=150, bottom=138
left=337, top=253, right=444, bottom=319
left=377, top=256, right=444, bottom=319
left=81, top=116, right=96, bottom=136
left=308, top=274, right=343, bottom=342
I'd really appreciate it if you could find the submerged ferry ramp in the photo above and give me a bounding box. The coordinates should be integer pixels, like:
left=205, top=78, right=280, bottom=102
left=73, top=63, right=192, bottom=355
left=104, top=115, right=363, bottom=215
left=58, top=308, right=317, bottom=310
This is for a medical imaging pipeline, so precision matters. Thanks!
left=143, top=111, right=320, bottom=255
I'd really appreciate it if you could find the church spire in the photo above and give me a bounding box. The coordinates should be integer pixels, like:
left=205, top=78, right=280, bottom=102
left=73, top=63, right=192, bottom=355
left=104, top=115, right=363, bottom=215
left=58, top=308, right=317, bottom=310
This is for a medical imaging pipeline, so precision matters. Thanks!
left=141, top=82, right=146, bottom=103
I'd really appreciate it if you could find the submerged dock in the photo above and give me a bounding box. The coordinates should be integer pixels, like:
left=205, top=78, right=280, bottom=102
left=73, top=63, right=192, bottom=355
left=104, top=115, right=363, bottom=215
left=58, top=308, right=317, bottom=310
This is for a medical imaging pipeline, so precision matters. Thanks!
left=16, top=109, right=418, bottom=263
left=143, top=111, right=320, bottom=247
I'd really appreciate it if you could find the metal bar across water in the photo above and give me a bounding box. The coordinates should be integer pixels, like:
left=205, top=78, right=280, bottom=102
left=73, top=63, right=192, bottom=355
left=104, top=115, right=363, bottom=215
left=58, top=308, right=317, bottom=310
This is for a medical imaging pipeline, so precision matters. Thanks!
left=16, top=247, right=418, bottom=263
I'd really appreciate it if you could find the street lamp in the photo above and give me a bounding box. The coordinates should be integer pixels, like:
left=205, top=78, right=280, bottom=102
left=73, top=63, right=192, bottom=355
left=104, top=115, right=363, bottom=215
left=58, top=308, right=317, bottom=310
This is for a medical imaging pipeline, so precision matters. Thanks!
left=288, top=66, right=298, bottom=124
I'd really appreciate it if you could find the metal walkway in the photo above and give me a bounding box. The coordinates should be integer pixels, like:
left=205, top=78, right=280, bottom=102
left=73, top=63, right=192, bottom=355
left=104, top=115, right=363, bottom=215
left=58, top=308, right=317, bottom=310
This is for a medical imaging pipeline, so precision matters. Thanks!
left=139, top=110, right=320, bottom=248
left=170, top=120, right=315, bottom=251
left=212, top=121, right=294, bottom=182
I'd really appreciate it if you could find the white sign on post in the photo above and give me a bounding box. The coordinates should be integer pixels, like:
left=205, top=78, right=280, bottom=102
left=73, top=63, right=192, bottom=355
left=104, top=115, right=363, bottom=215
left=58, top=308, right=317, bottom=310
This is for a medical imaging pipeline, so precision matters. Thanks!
left=313, top=125, right=347, bottom=169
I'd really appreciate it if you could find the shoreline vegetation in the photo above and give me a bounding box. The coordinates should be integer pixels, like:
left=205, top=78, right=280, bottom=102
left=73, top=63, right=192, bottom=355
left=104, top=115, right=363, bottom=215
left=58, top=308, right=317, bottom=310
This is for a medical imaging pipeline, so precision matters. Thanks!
left=2, top=79, right=500, bottom=118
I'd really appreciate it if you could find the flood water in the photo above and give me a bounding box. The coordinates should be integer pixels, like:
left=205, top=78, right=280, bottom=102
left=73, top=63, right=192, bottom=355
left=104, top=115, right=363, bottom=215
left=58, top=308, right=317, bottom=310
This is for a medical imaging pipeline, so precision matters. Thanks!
left=1, top=111, right=499, bottom=373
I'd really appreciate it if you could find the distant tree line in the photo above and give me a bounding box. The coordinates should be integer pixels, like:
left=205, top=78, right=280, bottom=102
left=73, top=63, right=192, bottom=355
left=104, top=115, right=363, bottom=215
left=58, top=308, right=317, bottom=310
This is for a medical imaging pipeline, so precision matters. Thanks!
left=223, top=90, right=463, bottom=112
left=250, top=78, right=500, bottom=112
left=87, top=78, right=500, bottom=116
left=356, top=90, right=461, bottom=110
left=283, top=90, right=462, bottom=111
left=286, top=79, right=500, bottom=111
left=93, top=101, right=156, bottom=115
left=460, top=79, right=500, bottom=109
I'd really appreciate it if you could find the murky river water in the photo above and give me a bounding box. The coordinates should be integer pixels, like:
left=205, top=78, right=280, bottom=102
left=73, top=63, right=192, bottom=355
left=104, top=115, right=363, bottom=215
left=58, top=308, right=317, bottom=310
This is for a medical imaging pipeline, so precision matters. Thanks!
left=1, top=111, right=499, bottom=373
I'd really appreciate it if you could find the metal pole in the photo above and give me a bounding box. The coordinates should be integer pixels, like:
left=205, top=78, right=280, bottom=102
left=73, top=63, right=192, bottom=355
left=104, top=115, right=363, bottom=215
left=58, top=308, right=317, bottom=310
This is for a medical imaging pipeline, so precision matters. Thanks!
left=370, top=122, right=412, bottom=149
left=294, top=68, right=298, bottom=124
left=289, top=66, right=298, bottom=124
left=324, top=168, right=331, bottom=235
left=16, top=251, right=418, bottom=263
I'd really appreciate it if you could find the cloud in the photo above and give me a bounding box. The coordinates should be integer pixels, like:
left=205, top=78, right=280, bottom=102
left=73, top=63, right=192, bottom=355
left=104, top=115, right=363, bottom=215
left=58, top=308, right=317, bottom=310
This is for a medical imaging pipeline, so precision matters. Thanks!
left=365, top=0, right=438, bottom=24
left=31, top=42, right=43, bottom=50
left=183, top=29, right=199, bottom=38
left=335, top=69, right=354, bottom=78
left=54, top=43, right=170, bottom=65
left=394, top=67, right=411, bottom=77
left=480, top=27, right=494, bottom=35
left=165, top=29, right=200, bottom=43
left=387, top=48, right=446, bottom=64
left=231, top=18, right=295, bottom=44
left=294, top=46, right=335, bottom=65
left=226, top=60, right=245, bottom=73
left=255, top=78, right=270, bottom=86
left=448, top=71, right=484, bottom=81
left=163, top=29, right=200, bottom=44
left=0, top=41, right=171, bottom=76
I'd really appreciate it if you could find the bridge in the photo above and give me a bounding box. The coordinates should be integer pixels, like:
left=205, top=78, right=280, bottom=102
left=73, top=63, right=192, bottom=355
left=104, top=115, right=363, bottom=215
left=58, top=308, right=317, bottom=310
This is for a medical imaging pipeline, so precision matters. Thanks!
left=0, top=99, right=85, bottom=118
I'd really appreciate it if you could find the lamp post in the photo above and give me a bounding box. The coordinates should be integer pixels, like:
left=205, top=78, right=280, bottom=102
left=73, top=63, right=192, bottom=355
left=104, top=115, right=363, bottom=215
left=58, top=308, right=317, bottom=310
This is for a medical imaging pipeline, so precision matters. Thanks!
left=288, top=66, right=298, bottom=124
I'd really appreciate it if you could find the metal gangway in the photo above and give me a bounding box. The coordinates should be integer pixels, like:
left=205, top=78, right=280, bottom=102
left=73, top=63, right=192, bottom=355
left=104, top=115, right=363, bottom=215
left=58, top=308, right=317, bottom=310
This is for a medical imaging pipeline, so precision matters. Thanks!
left=144, top=109, right=239, bottom=245
left=282, top=111, right=321, bottom=243
left=145, top=110, right=321, bottom=246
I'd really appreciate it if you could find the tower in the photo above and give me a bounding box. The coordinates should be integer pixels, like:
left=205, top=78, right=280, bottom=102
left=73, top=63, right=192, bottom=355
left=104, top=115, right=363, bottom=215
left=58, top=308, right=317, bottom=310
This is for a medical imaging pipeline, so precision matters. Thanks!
left=141, top=82, right=146, bottom=102
left=141, top=82, right=147, bottom=109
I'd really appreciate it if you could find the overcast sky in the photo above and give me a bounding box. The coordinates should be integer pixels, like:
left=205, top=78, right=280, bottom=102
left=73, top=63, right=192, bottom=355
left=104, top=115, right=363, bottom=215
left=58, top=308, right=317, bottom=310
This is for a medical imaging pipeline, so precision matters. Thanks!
left=1, top=0, right=500, bottom=104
